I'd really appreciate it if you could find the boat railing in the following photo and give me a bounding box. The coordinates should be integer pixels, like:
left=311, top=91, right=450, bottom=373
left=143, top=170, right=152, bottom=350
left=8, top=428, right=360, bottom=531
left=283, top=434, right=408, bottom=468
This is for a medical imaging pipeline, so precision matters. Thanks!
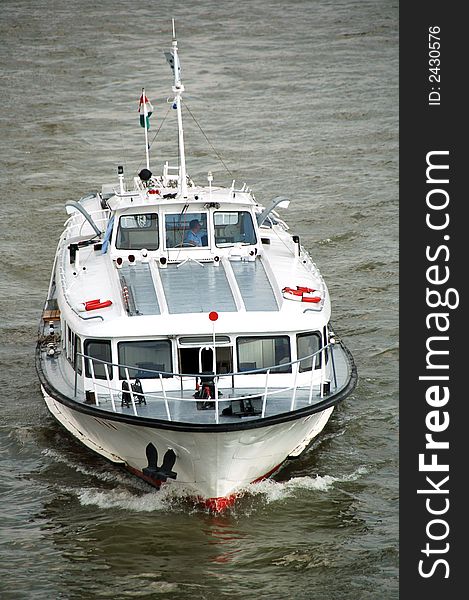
left=75, top=341, right=346, bottom=423
left=63, top=208, right=110, bottom=241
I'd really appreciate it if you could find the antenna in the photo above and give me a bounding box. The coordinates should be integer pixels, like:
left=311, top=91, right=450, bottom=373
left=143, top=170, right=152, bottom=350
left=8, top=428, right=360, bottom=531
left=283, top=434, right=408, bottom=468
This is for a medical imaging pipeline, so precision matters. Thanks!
left=172, top=18, right=176, bottom=40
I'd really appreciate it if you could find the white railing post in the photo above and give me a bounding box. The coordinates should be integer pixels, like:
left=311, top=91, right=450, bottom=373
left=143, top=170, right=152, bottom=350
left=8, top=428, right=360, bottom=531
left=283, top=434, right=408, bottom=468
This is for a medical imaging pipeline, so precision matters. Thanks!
left=320, top=347, right=325, bottom=398
left=261, top=369, right=270, bottom=418
left=290, top=362, right=299, bottom=411
left=104, top=363, right=116, bottom=412
left=159, top=373, right=172, bottom=421
left=88, top=358, right=100, bottom=406
left=125, top=367, right=138, bottom=416
left=308, top=355, right=316, bottom=404
left=214, top=376, right=219, bottom=424
left=330, top=341, right=338, bottom=389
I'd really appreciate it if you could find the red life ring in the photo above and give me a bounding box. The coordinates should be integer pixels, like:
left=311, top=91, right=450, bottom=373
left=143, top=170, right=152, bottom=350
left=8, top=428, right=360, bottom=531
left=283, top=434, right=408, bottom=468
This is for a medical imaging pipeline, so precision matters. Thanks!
left=282, top=286, right=304, bottom=297
left=282, top=286, right=321, bottom=303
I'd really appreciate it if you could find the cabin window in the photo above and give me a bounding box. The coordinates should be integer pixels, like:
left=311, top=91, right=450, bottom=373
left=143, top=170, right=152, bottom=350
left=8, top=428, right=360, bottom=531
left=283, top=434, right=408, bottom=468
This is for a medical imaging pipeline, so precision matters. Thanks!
left=297, top=332, right=322, bottom=372
left=66, top=328, right=83, bottom=374
left=76, top=336, right=82, bottom=375
left=165, top=212, right=208, bottom=248
left=116, top=213, right=159, bottom=250
left=66, top=325, right=74, bottom=361
left=84, top=339, right=112, bottom=380
left=214, top=211, right=257, bottom=247
left=236, top=336, right=291, bottom=373
left=118, top=340, right=172, bottom=379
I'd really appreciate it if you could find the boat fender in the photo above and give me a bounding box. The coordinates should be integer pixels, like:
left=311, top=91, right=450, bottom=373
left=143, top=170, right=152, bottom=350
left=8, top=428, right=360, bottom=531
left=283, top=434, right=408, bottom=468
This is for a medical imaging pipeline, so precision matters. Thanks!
left=77, top=299, right=113, bottom=312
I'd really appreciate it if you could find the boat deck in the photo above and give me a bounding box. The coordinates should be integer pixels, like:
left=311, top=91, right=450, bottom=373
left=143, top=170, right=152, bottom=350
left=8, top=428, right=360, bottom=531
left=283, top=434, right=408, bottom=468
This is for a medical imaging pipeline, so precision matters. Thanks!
left=38, top=342, right=354, bottom=425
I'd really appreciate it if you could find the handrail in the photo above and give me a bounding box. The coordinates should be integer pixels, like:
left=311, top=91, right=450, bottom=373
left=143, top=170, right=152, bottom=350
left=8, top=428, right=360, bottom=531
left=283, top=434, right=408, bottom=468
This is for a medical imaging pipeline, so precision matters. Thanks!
left=89, top=378, right=302, bottom=405
left=76, top=343, right=334, bottom=379
left=74, top=341, right=344, bottom=422
left=65, top=201, right=103, bottom=236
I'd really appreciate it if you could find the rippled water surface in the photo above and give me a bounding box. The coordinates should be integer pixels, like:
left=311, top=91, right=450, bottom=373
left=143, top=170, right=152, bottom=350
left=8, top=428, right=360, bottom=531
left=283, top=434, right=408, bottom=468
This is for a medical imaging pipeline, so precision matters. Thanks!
left=0, top=1, right=398, bottom=598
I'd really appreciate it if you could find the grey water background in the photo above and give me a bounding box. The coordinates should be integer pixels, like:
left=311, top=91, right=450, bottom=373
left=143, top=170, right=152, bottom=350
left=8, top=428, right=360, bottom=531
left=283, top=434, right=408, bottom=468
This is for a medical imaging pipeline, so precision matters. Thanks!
left=0, top=0, right=398, bottom=598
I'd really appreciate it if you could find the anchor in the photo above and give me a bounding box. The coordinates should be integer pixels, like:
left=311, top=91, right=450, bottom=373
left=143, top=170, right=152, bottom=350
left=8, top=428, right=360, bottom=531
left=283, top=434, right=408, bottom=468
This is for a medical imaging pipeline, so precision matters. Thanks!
left=142, top=443, right=177, bottom=481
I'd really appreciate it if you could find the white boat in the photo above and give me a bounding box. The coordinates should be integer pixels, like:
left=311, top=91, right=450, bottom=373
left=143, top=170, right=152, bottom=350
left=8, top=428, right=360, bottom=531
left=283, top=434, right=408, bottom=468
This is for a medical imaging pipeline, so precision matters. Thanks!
left=36, top=24, right=357, bottom=511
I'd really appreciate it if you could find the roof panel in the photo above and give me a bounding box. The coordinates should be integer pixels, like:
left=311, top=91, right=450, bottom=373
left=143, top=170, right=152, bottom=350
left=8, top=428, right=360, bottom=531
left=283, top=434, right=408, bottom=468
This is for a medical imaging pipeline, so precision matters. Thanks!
left=231, top=260, right=279, bottom=312
left=160, top=262, right=237, bottom=314
left=120, top=264, right=160, bottom=315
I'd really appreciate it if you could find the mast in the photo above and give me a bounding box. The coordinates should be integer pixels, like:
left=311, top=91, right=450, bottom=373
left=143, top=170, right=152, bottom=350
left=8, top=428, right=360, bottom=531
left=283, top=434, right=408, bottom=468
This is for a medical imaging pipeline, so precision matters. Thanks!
left=141, top=87, right=150, bottom=170
left=169, top=19, right=188, bottom=198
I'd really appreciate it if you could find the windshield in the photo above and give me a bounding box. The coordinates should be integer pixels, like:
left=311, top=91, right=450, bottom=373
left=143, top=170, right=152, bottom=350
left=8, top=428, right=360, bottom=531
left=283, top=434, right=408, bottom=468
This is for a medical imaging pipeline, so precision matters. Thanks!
left=214, top=211, right=256, bottom=247
left=116, top=213, right=159, bottom=250
left=165, top=212, right=208, bottom=248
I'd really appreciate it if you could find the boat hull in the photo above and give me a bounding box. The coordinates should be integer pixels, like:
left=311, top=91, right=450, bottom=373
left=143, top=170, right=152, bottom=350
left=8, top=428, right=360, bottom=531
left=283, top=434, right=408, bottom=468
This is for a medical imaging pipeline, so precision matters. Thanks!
left=41, top=386, right=334, bottom=502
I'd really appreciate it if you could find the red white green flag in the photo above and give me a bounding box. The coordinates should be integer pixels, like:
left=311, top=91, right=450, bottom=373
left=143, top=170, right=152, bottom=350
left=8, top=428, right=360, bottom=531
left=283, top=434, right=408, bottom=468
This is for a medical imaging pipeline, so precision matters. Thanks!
left=138, top=93, right=153, bottom=129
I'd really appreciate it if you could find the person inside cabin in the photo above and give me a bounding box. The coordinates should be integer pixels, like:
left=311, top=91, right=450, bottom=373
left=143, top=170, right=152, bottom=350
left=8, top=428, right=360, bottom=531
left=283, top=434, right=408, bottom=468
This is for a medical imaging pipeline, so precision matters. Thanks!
left=184, top=219, right=206, bottom=246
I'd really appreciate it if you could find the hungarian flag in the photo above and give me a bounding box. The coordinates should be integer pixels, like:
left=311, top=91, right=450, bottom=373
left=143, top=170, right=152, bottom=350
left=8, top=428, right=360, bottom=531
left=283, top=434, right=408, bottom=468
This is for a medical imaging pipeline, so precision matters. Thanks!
left=138, top=92, right=153, bottom=129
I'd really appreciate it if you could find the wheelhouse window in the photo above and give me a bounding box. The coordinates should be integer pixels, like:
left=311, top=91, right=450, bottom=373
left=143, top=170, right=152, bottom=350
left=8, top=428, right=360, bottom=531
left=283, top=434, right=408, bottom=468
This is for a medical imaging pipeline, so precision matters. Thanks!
left=165, top=212, right=208, bottom=248
left=116, top=213, right=159, bottom=250
left=84, top=339, right=112, bottom=380
left=237, top=336, right=291, bottom=373
left=118, top=340, right=172, bottom=379
left=297, top=332, right=322, bottom=372
left=214, top=211, right=257, bottom=247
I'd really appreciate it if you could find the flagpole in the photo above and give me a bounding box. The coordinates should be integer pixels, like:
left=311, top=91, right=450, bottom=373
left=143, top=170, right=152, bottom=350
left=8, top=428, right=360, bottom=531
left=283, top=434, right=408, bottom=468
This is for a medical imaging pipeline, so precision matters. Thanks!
left=142, top=87, right=150, bottom=170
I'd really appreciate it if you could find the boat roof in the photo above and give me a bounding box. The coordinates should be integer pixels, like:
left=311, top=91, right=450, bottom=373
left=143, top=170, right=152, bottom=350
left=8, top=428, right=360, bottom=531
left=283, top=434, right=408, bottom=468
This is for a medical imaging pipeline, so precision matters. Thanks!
left=56, top=189, right=330, bottom=339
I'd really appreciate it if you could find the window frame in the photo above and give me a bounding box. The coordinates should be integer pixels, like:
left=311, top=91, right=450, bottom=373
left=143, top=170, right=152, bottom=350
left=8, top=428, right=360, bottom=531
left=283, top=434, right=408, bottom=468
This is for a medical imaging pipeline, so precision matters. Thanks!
left=84, top=339, right=113, bottom=380
left=117, top=339, right=173, bottom=379
left=296, top=331, right=323, bottom=372
left=115, top=212, right=159, bottom=251
left=236, top=335, right=292, bottom=374
left=164, top=211, right=209, bottom=250
left=213, top=210, right=257, bottom=248
left=75, top=335, right=83, bottom=375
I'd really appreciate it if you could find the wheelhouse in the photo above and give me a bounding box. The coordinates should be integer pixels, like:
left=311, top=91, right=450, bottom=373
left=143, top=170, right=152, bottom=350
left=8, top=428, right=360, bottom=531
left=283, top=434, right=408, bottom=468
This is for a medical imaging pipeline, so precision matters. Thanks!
left=109, top=202, right=260, bottom=258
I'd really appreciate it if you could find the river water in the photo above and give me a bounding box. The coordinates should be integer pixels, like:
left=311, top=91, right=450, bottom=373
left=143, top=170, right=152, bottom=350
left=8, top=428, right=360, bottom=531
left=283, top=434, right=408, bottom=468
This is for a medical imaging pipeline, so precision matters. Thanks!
left=0, top=0, right=398, bottom=598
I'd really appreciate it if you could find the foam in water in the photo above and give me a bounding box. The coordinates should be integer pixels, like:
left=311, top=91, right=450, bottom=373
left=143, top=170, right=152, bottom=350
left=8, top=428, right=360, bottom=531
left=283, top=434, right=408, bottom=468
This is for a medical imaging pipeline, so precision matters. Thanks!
left=245, top=466, right=367, bottom=504
left=43, top=441, right=368, bottom=513
left=77, top=485, right=190, bottom=512
left=41, top=447, right=147, bottom=489
left=69, top=467, right=368, bottom=513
